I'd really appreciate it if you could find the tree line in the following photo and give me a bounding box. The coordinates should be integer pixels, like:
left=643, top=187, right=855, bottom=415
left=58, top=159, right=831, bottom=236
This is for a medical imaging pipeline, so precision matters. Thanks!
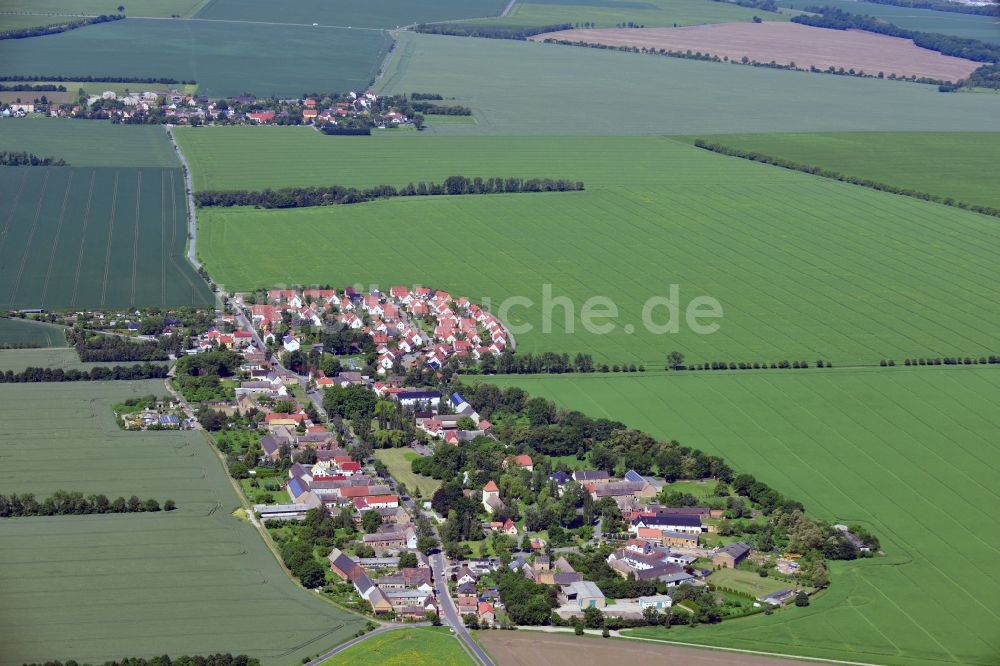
left=791, top=7, right=1000, bottom=63
left=863, top=0, right=999, bottom=15
left=0, top=491, right=176, bottom=517
left=0, top=74, right=194, bottom=84
left=23, top=655, right=259, bottom=666
left=0, top=364, right=168, bottom=383
left=0, top=14, right=123, bottom=41
left=414, top=22, right=573, bottom=40
left=693, top=139, right=1000, bottom=218
left=903, top=355, right=1000, bottom=366
left=408, top=101, right=472, bottom=116
left=711, top=0, right=779, bottom=12
left=0, top=151, right=67, bottom=166
left=0, top=83, right=67, bottom=92
left=195, top=176, right=584, bottom=209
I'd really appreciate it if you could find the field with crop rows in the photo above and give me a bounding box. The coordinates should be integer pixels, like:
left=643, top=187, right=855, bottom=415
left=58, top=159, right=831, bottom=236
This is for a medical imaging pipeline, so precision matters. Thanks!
left=474, top=0, right=789, bottom=28
left=0, top=166, right=213, bottom=309
left=0, top=319, right=68, bottom=348
left=778, top=0, right=1000, bottom=44
left=681, top=131, right=1000, bottom=210
left=484, top=367, right=1000, bottom=666
left=0, top=118, right=178, bottom=167
left=0, top=18, right=389, bottom=98
left=194, top=135, right=1000, bottom=366
left=0, top=381, right=365, bottom=666
left=195, top=0, right=507, bottom=28
left=376, top=33, right=1000, bottom=135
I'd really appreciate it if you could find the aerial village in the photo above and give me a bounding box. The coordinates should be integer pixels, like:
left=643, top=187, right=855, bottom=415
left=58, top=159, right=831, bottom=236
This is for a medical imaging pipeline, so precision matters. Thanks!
left=2, top=87, right=416, bottom=128
left=148, top=284, right=837, bottom=628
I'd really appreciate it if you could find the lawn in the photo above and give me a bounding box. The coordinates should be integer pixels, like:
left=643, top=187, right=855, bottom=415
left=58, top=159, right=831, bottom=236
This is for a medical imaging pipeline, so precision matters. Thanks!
left=709, top=567, right=792, bottom=598
left=375, top=447, right=441, bottom=496
left=195, top=0, right=507, bottom=28
left=680, top=132, right=1000, bottom=210
left=0, top=381, right=365, bottom=666
left=483, top=368, right=1000, bottom=666
left=319, top=627, right=472, bottom=666
left=0, top=166, right=214, bottom=309
left=0, top=18, right=390, bottom=98
left=0, top=319, right=68, bottom=348
left=195, top=135, right=1000, bottom=366
left=0, top=117, right=178, bottom=167
left=374, top=33, right=1000, bottom=135
left=777, top=0, right=1000, bottom=45
left=475, top=0, right=791, bottom=28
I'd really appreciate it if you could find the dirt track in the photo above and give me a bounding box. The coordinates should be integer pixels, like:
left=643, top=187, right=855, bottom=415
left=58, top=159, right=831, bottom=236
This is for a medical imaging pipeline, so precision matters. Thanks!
left=477, top=631, right=825, bottom=666
left=531, top=22, right=980, bottom=82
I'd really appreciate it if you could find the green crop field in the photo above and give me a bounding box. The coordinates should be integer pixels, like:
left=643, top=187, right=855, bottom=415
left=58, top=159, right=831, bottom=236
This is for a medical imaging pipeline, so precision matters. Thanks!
left=0, top=381, right=365, bottom=666
left=681, top=132, right=1000, bottom=210
left=0, top=18, right=390, bottom=98
left=0, top=166, right=214, bottom=309
left=0, top=319, right=68, bottom=348
left=483, top=367, right=1000, bottom=666
left=319, top=627, right=472, bottom=666
left=376, top=33, right=1000, bottom=135
left=194, top=135, right=1000, bottom=366
left=374, top=448, right=441, bottom=497
left=778, top=0, right=1000, bottom=44
left=0, top=118, right=178, bottom=167
left=195, top=0, right=507, bottom=28
left=0, top=0, right=212, bottom=18
left=475, top=0, right=791, bottom=28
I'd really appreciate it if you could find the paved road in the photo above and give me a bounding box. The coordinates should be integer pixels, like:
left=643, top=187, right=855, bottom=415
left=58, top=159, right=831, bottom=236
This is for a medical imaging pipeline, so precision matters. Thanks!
left=431, top=551, right=493, bottom=666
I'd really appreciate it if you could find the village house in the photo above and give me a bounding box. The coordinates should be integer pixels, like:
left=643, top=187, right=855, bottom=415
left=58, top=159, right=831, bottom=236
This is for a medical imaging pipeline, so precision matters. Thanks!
left=713, top=542, right=751, bottom=568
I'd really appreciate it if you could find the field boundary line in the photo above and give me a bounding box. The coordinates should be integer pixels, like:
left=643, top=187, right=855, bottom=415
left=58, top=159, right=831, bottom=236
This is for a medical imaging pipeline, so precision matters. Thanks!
left=613, top=632, right=883, bottom=666
left=39, top=170, right=74, bottom=307
left=0, top=168, right=28, bottom=259
left=70, top=170, right=96, bottom=307
left=99, top=171, right=120, bottom=307
left=8, top=170, right=49, bottom=308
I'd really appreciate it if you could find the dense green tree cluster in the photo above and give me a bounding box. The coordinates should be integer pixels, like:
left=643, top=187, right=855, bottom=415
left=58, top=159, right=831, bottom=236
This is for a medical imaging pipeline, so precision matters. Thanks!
left=0, top=151, right=67, bottom=166
left=274, top=508, right=355, bottom=588
left=496, top=568, right=558, bottom=624
left=0, top=491, right=175, bottom=517
left=195, top=177, right=583, bottom=209
left=68, top=330, right=175, bottom=362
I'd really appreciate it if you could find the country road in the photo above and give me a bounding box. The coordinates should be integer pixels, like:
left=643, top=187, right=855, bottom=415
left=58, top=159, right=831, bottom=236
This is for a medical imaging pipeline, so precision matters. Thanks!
left=164, top=125, right=201, bottom=271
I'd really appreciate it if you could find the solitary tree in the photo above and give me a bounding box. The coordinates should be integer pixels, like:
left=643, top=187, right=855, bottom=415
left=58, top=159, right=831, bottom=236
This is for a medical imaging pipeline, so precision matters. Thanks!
left=666, top=351, right=685, bottom=370
left=117, top=4, right=125, bottom=13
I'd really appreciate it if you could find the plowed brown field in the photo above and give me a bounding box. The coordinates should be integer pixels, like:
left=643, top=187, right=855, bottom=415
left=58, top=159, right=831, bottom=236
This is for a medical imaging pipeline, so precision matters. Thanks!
left=532, top=22, right=980, bottom=81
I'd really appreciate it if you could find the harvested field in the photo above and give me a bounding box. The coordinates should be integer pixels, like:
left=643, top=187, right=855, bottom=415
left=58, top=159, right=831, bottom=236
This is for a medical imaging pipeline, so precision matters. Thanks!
left=475, top=631, right=819, bottom=665
left=532, top=22, right=981, bottom=81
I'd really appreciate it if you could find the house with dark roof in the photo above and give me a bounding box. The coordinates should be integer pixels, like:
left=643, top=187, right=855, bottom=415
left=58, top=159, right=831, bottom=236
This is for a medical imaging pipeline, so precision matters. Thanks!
left=713, top=541, right=751, bottom=568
